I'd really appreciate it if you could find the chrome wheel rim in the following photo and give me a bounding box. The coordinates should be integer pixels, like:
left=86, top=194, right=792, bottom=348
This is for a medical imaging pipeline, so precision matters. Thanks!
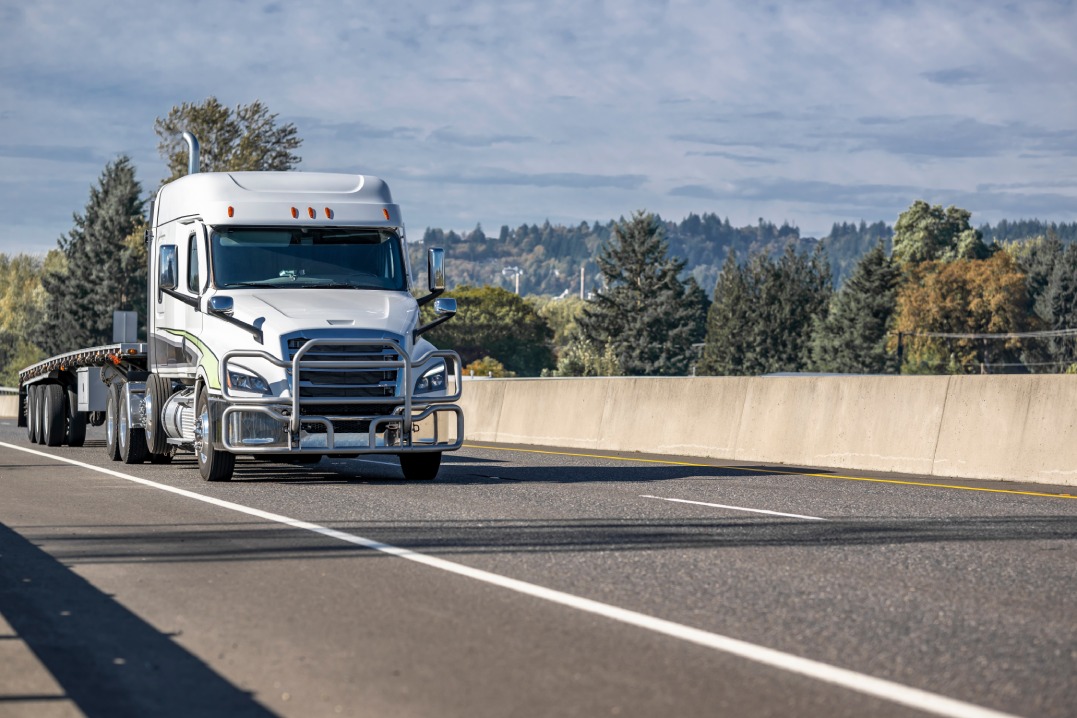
left=106, top=395, right=116, bottom=447
left=195, top=407, right=210, bottom=465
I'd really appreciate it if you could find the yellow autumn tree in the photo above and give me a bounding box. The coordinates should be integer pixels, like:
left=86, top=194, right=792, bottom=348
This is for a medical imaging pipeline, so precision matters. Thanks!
left=892, top=252, right=1033, bottom=373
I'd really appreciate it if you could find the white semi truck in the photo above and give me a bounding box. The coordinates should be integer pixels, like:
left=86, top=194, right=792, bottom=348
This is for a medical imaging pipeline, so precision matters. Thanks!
left=18, top=133, right=463, bottom=482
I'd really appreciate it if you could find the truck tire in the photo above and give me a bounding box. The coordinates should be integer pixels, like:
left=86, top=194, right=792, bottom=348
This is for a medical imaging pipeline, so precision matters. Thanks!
left=42, top=384, right=66, bottom=447
left=66, top=388, right=87, bottom=447
left=196, top=388, right=235, bottom=482
left=118, top=386, right=149, bottom=464
left=105, top=382, right=121, bottom=461
left=34, top=386, right=47, bottom=445
left=144, top=373, right=168, bottom=456
left=398, top=452, right=442, bottom=481
left=26, top=386, right=39, bottom=443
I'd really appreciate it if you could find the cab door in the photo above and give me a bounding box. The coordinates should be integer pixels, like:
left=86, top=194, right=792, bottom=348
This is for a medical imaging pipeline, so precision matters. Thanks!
left=150, top=222, right=204, bottom=378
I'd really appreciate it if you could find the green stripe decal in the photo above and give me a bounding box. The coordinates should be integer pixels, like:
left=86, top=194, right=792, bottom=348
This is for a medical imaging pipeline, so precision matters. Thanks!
left=161, top=329, right=222, bottom=389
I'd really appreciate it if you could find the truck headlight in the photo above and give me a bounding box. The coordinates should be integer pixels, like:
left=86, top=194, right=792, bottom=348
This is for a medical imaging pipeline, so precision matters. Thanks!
left=414, top=362, right=446, bottom=394
left=227, top=369, right=271, bottom=395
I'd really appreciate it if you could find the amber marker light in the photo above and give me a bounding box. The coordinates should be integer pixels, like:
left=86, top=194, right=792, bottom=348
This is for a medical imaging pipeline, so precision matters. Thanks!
left=324, top=207, right=333, bottom=219
left=227, top=206, right=235, bottom=217
left=382, top=208, right=390, bottom=220
left=291, top=207, right=299, bottom=218
left=308, top=207, right=315, bottom=219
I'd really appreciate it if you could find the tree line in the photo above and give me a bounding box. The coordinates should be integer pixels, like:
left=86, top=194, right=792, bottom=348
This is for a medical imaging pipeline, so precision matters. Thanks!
left=3, top=96, right=1077, bottom=384
left=427, top=202, right=1077, bottom=378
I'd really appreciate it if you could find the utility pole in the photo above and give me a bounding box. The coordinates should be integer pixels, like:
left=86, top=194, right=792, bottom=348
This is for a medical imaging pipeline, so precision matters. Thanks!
left=502, top=266, right=522, bottom=295
left=580, top=266, right=585, bottom=300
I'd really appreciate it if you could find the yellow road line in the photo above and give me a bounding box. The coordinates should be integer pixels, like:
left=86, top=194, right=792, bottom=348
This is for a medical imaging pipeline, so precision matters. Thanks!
left=462, top=443, right=1077, bottom=500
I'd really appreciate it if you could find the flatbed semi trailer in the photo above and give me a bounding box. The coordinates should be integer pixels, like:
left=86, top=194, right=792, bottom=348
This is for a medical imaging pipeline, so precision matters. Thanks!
left=18, top=343, right=147, bottom=454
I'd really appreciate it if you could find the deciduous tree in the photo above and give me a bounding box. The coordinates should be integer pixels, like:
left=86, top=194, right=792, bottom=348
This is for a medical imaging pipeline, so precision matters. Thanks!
left=893, top=252, right=1031, bottom=373
left=892, top=200, right=989, bottom=265
left=421, top=285, right=554, bottom=376
left=155, top=97, right=302, bottom=182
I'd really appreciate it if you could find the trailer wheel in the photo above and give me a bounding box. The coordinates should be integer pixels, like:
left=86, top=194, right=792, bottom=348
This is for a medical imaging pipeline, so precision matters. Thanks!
left=118, top=386, right=148, bottom=464
left=26, top=386, right=39, bottom=443
left=66, top=388, right=87, bottom=447
left=144, top=373, right=168, bottom=456
left=398, top=452, right=442, bottom=481
left=42, top=384, right=66, bottom=447
left=195, top=388, right=235, bottom=482
left=105, top=383, right=121, bottom=460
left=34, top=386, right=47, bottom=445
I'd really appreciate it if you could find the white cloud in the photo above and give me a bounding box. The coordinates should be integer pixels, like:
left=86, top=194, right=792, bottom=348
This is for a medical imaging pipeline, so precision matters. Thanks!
left=1, top=0, right=1075, bottom=251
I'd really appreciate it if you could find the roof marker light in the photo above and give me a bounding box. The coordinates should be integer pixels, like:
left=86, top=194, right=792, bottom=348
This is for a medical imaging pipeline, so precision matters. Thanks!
left=324, top=207, right=333, bottom=219
left=291, top=207, right=298, bottom=219
left=383, top=208, right=390, bottom=220
left=308, top=207, right=315, bottom=219
left=227, top=206, right=234, bottom=217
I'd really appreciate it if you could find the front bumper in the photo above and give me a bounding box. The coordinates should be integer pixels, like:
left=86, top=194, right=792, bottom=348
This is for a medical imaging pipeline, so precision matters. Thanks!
left=216, top=339, right=463, bottom=454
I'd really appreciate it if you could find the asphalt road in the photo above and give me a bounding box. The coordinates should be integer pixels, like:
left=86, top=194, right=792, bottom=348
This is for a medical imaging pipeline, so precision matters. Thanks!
left=1, top=419, right=1075, bottom=718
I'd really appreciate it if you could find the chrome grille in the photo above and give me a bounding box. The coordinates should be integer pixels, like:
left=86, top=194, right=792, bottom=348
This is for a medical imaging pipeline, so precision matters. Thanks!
left=286, top=340, right=401, bottom=399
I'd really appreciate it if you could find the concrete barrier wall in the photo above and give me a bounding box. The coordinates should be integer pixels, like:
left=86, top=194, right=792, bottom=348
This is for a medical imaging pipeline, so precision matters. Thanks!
left=0, top=395, right=18, bottom=419
left=459, top=375, right=1077, bottom=487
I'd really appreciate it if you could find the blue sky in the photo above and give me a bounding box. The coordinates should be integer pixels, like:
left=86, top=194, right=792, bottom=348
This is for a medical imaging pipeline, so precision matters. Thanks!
left=1, top=0, right=1075, bottom=255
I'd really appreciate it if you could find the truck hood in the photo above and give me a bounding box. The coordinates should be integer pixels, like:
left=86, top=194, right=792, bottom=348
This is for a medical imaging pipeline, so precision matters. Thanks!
left=234, top=289, right=419, bottom=339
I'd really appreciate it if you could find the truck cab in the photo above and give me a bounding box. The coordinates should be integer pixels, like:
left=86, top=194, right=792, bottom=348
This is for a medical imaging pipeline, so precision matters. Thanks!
left=144, top=154, right=461, bottom=481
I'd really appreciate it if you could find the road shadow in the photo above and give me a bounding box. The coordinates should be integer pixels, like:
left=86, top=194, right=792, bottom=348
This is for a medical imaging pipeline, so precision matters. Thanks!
left=14, top=515, right=1077, bottom=565
left=0, top=522, right=277, bottom=718
left=221, top=453, right=791, bottom=486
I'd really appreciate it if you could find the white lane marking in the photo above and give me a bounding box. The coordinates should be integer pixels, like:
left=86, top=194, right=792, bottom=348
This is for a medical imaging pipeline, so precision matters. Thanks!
left=641, top=494, right=827, bottom=521
left=354, top=458, right=397, bottom=468
left=0, top=441, right=1017, bottom=718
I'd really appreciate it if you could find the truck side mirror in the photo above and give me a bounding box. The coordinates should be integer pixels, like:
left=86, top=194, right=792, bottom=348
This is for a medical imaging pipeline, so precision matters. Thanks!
left=432, top=297, right=456, bottom=318
left=427, top=248, right=445, bottom=292
left=208, top=296, right=234, bottom=316
left=417, top=247, right=446, bottom=307
left=159, top=245, right=178, bottom=290
left=414, top=296, right=457, bottom=340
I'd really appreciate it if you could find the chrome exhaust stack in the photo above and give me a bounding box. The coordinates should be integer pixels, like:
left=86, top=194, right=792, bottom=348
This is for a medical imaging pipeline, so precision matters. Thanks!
left=182, top=131, right=200, bottom=175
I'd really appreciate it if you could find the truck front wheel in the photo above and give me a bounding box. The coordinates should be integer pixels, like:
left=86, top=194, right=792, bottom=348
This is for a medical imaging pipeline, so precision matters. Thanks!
left=195, top=389, right=235, bottom=482
left=144, top=373, right=168, bottom=456
left=398, top=452, right=442, bottom=481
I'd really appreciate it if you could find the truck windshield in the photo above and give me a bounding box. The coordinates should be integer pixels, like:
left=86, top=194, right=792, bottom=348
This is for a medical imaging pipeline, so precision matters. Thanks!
left=210, top=227, right=407, bottom=290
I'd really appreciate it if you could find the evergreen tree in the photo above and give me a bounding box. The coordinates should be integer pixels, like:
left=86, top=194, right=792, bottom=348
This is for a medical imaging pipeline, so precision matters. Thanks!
left=754, top=243, right=833, bottom=373
left=577, top=211, right=708, bottom=375
left=155, top=97, right=302, bottom=182
left=698, top=251, right=751, bottom=375
left=1041, top=242, right=1077, bottom=368
left=700, top=244, right=831, bottom=375
left=810, top=241, right=900, bottom=373
left=40, top=157, right=145, bottom=355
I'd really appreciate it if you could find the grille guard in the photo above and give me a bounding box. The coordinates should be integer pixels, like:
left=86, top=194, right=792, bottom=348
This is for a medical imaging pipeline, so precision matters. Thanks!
left=219, top=338, right=463, bottom=453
